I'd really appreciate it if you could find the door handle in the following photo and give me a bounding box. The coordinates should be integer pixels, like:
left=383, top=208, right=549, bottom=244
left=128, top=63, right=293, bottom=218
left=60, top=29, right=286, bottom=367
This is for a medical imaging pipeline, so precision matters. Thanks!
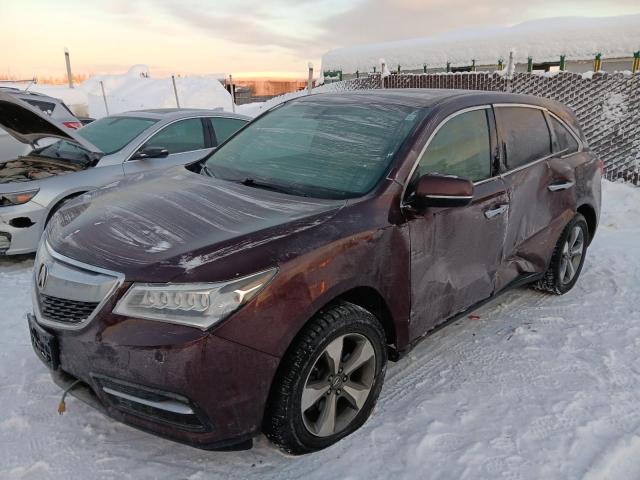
left=484, top=204, right=508, bottom=219
left=548, top=180, right=575, bottom=192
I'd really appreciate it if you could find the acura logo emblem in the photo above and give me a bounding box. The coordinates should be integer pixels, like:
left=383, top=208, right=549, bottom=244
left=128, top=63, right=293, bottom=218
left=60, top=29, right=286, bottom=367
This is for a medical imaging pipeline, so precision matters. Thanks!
left=37, top=263, right=48, bottom=289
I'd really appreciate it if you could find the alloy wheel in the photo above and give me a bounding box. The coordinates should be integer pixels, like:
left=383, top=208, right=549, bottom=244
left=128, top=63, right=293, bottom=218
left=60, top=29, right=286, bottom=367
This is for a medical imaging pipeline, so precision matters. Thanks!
left=301, top=333, right=377, bottom=437
left=560, top=225, right=585, bottom=284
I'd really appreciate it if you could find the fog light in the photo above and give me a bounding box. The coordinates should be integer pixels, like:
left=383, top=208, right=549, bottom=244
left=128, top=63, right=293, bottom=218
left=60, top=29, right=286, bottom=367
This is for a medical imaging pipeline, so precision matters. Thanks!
left=0, top=233, right=10, bottom=253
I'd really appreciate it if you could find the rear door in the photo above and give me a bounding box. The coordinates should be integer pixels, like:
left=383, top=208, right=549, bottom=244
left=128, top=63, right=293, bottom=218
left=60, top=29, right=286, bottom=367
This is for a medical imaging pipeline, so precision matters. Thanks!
left=407, top=106, right=509, bottom=337
left=494, top=105, right=557, bottom=290
left=124, top=117, right=213, bottom=174
left=210, top=117, right=248, bottom=146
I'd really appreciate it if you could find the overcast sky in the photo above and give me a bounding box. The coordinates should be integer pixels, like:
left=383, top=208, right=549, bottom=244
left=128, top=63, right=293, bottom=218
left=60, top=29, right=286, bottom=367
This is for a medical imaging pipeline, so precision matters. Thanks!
left=1, top=0, right=639, bottom=79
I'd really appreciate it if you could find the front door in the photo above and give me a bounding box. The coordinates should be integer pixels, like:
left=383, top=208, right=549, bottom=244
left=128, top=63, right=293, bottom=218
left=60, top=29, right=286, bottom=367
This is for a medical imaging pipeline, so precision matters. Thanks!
left=406, top=107, right=509, bottom=338
left=124, top=117, right=214, bottom=175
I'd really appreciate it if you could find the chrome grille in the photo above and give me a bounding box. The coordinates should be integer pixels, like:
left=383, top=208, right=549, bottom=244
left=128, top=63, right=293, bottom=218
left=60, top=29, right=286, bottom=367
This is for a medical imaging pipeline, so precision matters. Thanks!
left=33, top=242, right=124, bottom=330
left=39, top=293, right=99, bottom=324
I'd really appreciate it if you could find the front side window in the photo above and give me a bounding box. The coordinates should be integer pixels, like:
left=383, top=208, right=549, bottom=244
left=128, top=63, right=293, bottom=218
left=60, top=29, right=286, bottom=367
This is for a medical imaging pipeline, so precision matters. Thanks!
left=145, top=118, right=206, bottom=154
left=204, top=99, right=427, bottom=199
left=495, top=106, right=551, bottom=170
left=415, top=109, right=491, bottom=182
left=211, top=117, right=247, bottom=144
left=550, top=116, right=579, bottom=155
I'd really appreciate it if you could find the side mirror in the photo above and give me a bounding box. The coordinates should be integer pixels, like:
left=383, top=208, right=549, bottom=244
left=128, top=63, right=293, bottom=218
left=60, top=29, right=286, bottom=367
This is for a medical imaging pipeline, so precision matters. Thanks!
left=414, top=174, right=474, bottom=208
left=132, top=146, right=169, bottom=160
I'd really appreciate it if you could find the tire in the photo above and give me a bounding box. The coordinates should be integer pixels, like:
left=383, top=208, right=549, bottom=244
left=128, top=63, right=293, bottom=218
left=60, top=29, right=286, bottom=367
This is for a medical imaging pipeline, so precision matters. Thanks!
left=534, top=213, right=589, bottom=295
left=263, top=301, right=387, bottom=455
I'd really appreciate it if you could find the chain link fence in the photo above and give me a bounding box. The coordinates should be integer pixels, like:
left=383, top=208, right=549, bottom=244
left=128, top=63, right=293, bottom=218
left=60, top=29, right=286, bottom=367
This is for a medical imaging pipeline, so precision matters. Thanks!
left=260, top=71, right=639, bottom=185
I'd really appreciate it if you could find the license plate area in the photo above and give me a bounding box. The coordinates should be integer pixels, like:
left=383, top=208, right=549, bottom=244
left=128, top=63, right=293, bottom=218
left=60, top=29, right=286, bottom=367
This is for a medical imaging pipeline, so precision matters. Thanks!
left=28, top=314, right=59, bottom=370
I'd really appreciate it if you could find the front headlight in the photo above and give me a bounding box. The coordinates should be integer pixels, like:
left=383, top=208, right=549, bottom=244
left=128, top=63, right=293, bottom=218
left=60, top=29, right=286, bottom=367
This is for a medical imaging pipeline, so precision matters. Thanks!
left=113, top=268, right=277, bottom=330
left=0, top=189, right=39, bottom=207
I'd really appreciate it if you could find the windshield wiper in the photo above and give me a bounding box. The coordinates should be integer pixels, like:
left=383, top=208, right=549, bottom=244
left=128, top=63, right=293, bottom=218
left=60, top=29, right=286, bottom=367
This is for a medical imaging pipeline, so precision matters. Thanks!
left=240, top=178, right=308, bottom=197
left=201, top=164, right=216, bottom=178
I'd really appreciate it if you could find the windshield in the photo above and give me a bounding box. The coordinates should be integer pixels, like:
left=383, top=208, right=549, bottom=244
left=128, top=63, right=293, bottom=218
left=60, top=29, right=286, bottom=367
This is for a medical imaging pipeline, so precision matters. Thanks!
left=37, top=116, right=157, bottom=161
left=204, top=99, right=427, bottom=199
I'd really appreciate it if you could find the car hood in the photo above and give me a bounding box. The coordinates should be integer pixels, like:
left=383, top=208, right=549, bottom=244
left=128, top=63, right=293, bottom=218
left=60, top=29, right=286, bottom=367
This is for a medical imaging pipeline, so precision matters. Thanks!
left=0, top=91, right=102, bottom=154
left=47, top=167, right=345, bottom=281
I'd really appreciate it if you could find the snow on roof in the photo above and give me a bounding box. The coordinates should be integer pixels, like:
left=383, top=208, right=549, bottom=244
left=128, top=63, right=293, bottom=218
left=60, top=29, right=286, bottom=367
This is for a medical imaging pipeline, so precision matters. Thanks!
left=321, top=14, right=640, bottom=73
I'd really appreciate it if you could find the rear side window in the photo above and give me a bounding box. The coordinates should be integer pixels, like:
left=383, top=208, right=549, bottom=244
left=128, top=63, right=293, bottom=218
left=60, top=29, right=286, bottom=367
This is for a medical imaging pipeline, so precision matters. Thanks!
left=145, top=118, right=206, bottom=154
left=415, top=109, right=491, bottom=182
left=211, top=117, right=247, bottom=144
left=495, top=107, right=551, bottom=170
left=550, top=116, right=579, bottom=155
left=25, top=99, right=56, bottom=115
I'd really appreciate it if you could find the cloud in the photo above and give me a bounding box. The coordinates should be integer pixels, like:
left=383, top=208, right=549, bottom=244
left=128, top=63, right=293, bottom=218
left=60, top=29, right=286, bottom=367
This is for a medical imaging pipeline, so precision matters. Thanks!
left=318, top=0, right=640, bottom=48
left=154, top=0, right=327, bottom=57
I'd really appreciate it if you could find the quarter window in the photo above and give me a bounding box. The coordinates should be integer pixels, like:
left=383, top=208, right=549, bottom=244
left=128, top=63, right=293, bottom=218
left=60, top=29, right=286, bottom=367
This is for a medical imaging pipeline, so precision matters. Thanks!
left=550, top=116, right=579, bottom=155
left=145, top=118, right=206, bottom=154
left=415, top=109, right=492, bottom=182
left=495, top=107, right=551, bottom=169
left=211, top=117, right=247, bottom=144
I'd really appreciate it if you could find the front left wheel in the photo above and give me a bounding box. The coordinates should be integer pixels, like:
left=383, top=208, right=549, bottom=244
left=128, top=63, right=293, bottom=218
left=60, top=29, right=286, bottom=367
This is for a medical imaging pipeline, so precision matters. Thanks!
left=263, top=301, right=387, bottom=455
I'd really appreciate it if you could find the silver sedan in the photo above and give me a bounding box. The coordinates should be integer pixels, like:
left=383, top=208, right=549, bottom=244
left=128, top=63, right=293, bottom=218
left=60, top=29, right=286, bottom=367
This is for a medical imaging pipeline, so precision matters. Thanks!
left=0, top=92, right=250, bottom=255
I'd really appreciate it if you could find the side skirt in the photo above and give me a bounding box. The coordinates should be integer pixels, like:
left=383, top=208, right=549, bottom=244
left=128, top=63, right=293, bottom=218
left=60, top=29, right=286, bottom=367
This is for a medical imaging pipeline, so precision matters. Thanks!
left=394, top=272, right=543, bottom=360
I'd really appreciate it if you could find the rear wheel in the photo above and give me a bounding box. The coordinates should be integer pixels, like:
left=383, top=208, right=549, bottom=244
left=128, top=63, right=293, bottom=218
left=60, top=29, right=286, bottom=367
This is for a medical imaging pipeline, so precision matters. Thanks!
left=263, top=301, right=387, bottom=454
left=534, top=213, right=588, bottom=294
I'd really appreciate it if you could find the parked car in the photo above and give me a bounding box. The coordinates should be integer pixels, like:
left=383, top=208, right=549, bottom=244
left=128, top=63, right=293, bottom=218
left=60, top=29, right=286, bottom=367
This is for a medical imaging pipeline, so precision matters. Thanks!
left=0, top=88, right=88, bottom=162
left=28, top=89, right=601, bottom=454
left=0, top=91, right=250, bottom=254
left=0, top=86, right=84, bottom=129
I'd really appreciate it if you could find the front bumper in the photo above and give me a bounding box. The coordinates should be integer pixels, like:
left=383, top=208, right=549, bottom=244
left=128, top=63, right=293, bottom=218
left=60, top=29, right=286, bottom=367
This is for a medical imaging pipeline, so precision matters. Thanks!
left=28, top=310, right=281, bottom=450
left=0, top=201, right=46, bottom=255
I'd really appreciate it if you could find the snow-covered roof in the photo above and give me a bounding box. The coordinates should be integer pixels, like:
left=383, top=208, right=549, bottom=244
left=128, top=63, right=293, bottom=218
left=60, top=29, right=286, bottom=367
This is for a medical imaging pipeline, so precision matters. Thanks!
left=321, top=14, right=640, bottom=73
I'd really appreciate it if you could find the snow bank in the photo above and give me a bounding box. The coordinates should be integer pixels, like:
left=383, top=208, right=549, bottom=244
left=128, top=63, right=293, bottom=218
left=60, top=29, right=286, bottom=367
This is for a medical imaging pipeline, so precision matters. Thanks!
left=2, top=180, right=640, bottom=479
left=3, top=65, right=233, bottom=119
left=83, top=65, right=232, bottom=118
left=322, top=14, right=640, bottom=73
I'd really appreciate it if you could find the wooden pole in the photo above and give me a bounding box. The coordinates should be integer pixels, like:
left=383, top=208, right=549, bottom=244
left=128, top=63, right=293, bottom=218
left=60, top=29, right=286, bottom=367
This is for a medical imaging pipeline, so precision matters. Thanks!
left=64, top=48, right=74, bottom=89
left=307, top=63, right=313, bottom=94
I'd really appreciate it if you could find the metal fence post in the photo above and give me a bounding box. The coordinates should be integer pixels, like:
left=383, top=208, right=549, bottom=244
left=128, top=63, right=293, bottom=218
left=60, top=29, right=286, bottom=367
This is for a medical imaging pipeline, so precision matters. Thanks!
left=229, top=74, right=236, bottom=113
left=594, top=53, right=602, bottom=72
left=99, top=81, right=109, bottom=116
left=171, top=75, right=180, bottom=108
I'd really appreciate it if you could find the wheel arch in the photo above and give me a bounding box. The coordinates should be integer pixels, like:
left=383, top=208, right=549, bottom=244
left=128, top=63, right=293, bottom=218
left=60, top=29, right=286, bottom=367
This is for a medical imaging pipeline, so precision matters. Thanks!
left=577, top=203, right=597, bottom=245
left=45, top=190, right=89, bottom=225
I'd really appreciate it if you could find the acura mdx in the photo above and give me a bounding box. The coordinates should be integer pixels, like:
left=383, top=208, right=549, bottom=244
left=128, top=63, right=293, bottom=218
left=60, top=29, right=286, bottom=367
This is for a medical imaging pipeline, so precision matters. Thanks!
left=28, top=89, right=601, bottom=454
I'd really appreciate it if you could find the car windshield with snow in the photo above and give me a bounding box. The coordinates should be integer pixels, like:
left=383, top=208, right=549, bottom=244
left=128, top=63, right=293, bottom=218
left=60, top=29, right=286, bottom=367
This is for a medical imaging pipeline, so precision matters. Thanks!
left=0, top=91, right=249, bottom=254
left=28, top=89, right=601, bottom=454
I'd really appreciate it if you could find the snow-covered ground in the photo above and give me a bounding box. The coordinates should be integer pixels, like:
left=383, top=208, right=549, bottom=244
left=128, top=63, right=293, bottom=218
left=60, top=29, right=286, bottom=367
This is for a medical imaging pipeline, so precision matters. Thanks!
left=1, top=180, right=639, bottom=480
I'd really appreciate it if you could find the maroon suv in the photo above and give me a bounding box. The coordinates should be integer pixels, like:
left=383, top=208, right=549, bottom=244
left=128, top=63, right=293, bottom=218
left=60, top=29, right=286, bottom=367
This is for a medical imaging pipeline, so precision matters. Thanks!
left=28, top=89, right=601, bottom=454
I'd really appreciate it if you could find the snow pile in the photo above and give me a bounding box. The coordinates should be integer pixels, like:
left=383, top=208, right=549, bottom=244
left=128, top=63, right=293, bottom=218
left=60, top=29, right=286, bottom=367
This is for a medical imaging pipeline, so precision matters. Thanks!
left=1, top=180, right=640, bottom=479
left=3, top=65, right=232, bottom=119
left=83, top=65, right=232, bottom=118
left=322, top=14, right=640, bottom=73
